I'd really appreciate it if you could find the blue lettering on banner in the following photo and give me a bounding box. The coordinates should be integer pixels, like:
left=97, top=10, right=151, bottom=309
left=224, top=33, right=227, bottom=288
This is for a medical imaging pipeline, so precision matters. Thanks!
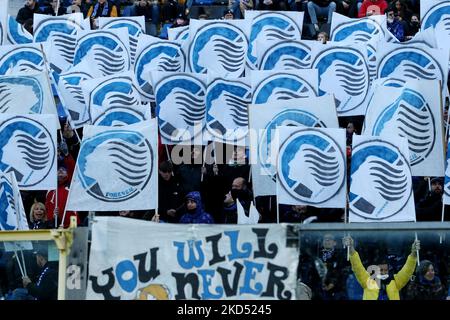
left=115, top=260, right=137, bottom=293
left=224, top=231, right=252, bottom=261
left=239, top=260, right=264, bottom=295
left=198, top=269, right=224, bottom=299
left=173, top=240, right=205, bottom=269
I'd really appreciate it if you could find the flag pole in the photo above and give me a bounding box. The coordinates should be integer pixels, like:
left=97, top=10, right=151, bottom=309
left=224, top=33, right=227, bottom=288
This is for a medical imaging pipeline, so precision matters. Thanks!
left=13, top=247, right=25, bottom=278
left=415, top=232, right=420, bottom=267
left=164, top=144, right=173, bottom=176
left=200, top=143, right=208, bottom=182
left=11, top=173, right=27, bottom=277
left=55, top=0, right=61, bottom=16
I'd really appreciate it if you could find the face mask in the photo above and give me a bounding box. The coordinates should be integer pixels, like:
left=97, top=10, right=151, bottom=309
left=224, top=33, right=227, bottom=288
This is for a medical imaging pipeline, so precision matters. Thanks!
left=377, top=274, right=389, bottom=280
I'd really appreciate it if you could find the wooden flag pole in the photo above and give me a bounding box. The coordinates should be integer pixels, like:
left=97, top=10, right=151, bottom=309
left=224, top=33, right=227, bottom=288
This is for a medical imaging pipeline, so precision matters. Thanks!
left=200, top=144, right=208, bottom=182
left=415, top=232, right=420, bottom=267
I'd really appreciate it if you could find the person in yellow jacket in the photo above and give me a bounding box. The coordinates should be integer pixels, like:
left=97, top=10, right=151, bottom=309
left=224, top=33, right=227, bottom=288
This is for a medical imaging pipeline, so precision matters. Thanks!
left=87, top=0, right=118, bottom=29
left=343, top=236, right=420, bottom=300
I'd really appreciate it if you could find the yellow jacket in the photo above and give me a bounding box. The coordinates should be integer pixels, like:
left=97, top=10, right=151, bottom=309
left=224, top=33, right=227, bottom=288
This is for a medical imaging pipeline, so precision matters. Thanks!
left=349, top=250, right=417, bottom=300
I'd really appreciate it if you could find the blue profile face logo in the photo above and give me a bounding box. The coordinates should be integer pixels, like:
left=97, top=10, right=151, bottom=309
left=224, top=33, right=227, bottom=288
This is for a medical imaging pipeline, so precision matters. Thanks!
left=155, top=74, right=206, bottom=143
left=377, top=47, right=444, bottom=84
left=422, top=2, right=450, bottom=33
left=0, top=45, right=44, bottom=75
left=312, top=47, right=369, bottom=113
left=134, top=42, right=185, bottom=100
left=0, top=76, right=44, bottom=113
left=34, top=17, right=81, bottom=43
left=372, top=88, right=435, bottom=166
left=278, top=129, right=345, bottom=204
left=206, top=79, right=251, bottom=142
left=93, top=107, right=147, bottom=127
left=0, top=174, right=17, bottom=230
left=77, top=130, right=153, bottom=202
left=259, top=109, right=326, bottom=181
left=260, top=41, right=311, bottom=71
left=189, top=22, right=247, bottom=77
left=349, top=139, right=412, bottom=220
left=0, top=116, right=55, bottom=188
left=7, top=16, right=33, bottom=44
left=331, top=18, right=384, bottom=43
left=174, top=27, right=189, bottom=41
left=248, top=12, right=301, bottom=68
left=59, top=71, right=93, bottom=125
left=252, top=73, right=316, bottom=104
left=73, top=31, right=130, bottom=76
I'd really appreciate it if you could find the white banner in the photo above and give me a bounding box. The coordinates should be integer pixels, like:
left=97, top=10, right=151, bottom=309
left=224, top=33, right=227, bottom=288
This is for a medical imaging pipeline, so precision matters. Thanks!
left=87, top=217, right=299, bottom=300
left=168, top=25, right=189, bottom=43
left=6, top=14, right=33, bottom=45
left=99, top=16, right=145, bottom=65
left=205, top=74, right=251, bottom=146
left=0, top=171, right=28, bottom=231
left=0, top=114, right=57, bottom=190
left=153, top=72, right=206, bottom=145
left=66, top=120, right=158, bottom=211
left=134, top=34, right=185, bottom=102
left=363, top=80, right=445, bottom=177
left=188, top=19, right=249, bottom=78
left=33, top=13, right=87, bottom=43
left=257, top=39, right=318, bottom=71
left=251, top=69, right=318, bottom=105
left=249, top=95, right=339, bottom=197
left=73, top=28, right=131, bottom=76
left=81, top=71, right=145, bottom=126
left=349, top=135, right=415, bottom=222
left=276, top=127, right=346, bottom=208
left=0, top=43, right=45, bottom=75
left=0, top=0, right=7, bottom=45
left=330, top=12, right=386, bottom=43
left=311, top=42, right=371, bottom=116
left=444, top=139, right=450, bottom=205
left=245, top=11, right=304, bottom=70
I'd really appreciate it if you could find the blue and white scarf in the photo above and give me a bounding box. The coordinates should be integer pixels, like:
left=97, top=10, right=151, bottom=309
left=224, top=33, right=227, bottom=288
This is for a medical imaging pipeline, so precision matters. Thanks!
left=92, top=1, right=109, bottom=18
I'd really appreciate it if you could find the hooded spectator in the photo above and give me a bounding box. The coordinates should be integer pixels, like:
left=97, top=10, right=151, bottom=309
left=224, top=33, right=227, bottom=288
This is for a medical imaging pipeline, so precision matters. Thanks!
left=179, top=191, right=214, bottom=224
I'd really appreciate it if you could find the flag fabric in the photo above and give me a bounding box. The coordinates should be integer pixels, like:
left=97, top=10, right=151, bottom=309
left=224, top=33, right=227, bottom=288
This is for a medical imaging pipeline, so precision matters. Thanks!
left=0, top=114, right=57, bottom=190
left=168, top=25, right=189, bottom=43
left=134, top=34, right=185, bottom=102
left=188, top=19, right=249, bottom=78
left=6, top=15, right=33, bottom=45
left=311, top=43, right=371, bottom=116
left=330, top=12, right=386, bottom=43
left=0, top=0, right=7, bottom=45
left=349, top=134, right=416, bottom=222
left=66, top=119, right=158, bottom=211
left=0, top=171, right=28, bottom=231
left=205, top=73, right=251, bottom=146
left=99, top=16, right=145, bottom=66
left=276, top=127, right=347, bottom=208
left=245, top=10, right=304, bottom=71
left=444, top=139, right=450, bottom=205
left=363, top=79, right=444, bottom=177
left=249, top=95, right=339, bottom=197
left=251, top=69, right=318, bottom=105
left=0, top=43, right=45, bottom=75
left=153, top=72, right=207, bottom=145
left=81, top=71, right=147, bottom=126
left=237, top=199, right=260, bottom=224
left=0, top=72, right=57, bottom=116
left=73, top=28, right=131, bottom=77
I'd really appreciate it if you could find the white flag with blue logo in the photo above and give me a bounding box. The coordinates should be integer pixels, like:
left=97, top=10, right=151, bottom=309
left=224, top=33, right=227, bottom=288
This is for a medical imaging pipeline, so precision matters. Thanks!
left=386, top=27, right=437, bottom=48
left=134, top=34, right=185, bottom=102
left=376, top=43, right=449, bottom=100
left=257, top=39, right=318, bottom=71
left=73, top=28, right=131, bottom=77
left=249, top=95, right=339, bottom=197
left=0, top=72, right=57, bottom=116
left=99, top=16, right=145, bottom=66
left=188, top=19, right=249, bottom=78
left=251, top=69, right=318, bottom=105
left=168, top=25, right=189, bottom=43
left=0, top=0, right=7, bottom=45
left=363, top=79, right=445, bottom=177
left=311, top=42, right=371, bottom=116
left=6, top=14, right=33, bottom=45
left=66, top=119, right=158, bottom=211
left=0, top=43, right=45, bottom=75
left=349, top=134, right=415, bottom=222
left=0, top=171, right=28, bottom=231
left=153, top=72, right=207, bottom=145
left=205, top=73, right=251, bottom=146
left=81, top=71, right=148, bottom=126
left=444, top=139, right=450, bottom=205
left=0, top=114, right=57, bottom=190
left=57, top=62, right=103, bottom=129
left=245, top=10, right=304, bottom=71
left=276, top=127, right=346, bottom=208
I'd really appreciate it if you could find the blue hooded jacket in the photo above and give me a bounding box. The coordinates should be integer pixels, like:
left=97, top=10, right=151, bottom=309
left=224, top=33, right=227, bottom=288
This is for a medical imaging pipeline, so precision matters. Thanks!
left=179, top=191, right=214, bottom=224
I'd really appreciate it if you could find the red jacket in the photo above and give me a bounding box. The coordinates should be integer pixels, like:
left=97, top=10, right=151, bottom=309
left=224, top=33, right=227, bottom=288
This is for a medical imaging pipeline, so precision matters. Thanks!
left=358, top=0, right=388, bottom=18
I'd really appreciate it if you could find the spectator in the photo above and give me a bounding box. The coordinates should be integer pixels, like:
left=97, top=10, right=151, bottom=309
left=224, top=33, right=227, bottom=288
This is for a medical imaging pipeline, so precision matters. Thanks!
left=222, top=177, right=253, bottom=224
left=358, top=0, right=388, bottom=18
left=87, top=0, right=119, bottom=29
left=29, top=202, right=52, bottom=230
left=317, top=31, right=329, bottom=44
left=158, top=161, right=185, bottom=223
left=175, top=146, right=203, bottom=194
left=43, top=0, right=67, bottom=15
left=16, top=0, right=42, bottom=25
left=343, top=236, right=420, bottom=300
left=416, top=177, right=446, bottom=221
left=336, top=0, right=358, bottom=18
left=179, top=191, right=214, bottom=224
left=406, top=13, right=420, bottom=40
left=386, top=7, right=405, bottom=42
left=223, top=8, right=234, bottom=20
left=66, top=0, right=89, bottom=17
left=406, top=260, right=446, bottom=300
left=280, top=205, right=318, bottom=223
left=346, top=122, right=356, bottom=146
left=391, top=0, right=412, bottom=24
left=307, top=0, right=337, bottom=34
left=161, top=0, right=179, bottom=23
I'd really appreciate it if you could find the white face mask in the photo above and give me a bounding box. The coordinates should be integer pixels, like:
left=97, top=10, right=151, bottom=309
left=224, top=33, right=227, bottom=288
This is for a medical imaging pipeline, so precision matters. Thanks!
left=377, top=274, right=389, bottom=280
